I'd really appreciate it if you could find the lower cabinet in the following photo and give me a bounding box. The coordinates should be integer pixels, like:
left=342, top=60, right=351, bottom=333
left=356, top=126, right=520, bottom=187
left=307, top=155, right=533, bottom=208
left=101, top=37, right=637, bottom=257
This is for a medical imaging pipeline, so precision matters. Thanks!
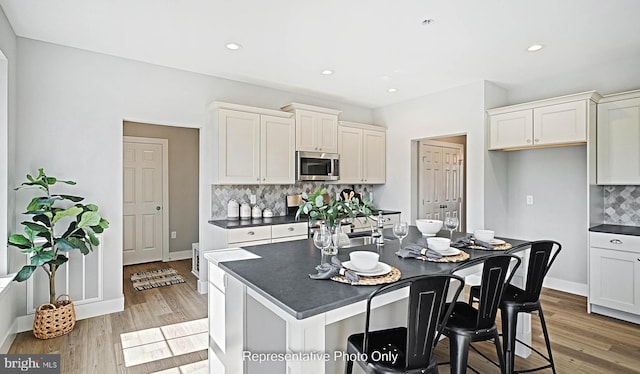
left=589, top=232, right=640, bottom=318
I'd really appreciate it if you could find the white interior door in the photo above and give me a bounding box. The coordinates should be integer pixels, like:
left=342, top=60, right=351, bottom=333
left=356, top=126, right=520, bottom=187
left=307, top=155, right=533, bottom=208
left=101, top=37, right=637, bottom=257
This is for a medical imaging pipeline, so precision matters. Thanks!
left=123, top=137, right=167, bottom=265
left=418, top=140, right=463, bottom=223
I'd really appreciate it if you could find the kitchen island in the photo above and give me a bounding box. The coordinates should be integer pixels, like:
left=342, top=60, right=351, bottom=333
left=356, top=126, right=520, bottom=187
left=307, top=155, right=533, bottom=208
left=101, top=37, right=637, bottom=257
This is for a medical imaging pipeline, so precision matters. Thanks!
left=205, top=227, right=530, bottom=374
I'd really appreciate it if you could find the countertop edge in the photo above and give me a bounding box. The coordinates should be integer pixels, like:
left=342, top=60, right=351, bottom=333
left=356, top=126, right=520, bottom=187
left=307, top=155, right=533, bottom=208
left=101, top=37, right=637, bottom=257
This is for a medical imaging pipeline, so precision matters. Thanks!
left=589, top=224, right=640, bottom=236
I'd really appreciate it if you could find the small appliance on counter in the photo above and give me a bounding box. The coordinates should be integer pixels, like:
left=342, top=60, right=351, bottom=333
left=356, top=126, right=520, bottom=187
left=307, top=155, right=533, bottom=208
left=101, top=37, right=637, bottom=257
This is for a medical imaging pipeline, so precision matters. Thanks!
left=240, top=202, right=251, bottom=219
left=227, top=199, right=239, bottom=219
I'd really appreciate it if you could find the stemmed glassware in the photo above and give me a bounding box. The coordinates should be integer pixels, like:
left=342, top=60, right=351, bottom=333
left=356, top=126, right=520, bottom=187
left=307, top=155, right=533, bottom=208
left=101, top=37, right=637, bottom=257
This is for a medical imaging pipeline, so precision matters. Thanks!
left=444, top=211, right=459, bottom=240
left=393, top=221, right=409, bottom=249
left=313, top=223, right=333, bottom=264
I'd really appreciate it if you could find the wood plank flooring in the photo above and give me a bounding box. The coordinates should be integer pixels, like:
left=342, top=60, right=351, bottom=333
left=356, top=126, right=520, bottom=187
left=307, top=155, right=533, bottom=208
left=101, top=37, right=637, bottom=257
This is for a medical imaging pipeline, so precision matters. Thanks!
left=9, top=261, right=640, bottom=373
left=8, top=260, right=208, bottom=374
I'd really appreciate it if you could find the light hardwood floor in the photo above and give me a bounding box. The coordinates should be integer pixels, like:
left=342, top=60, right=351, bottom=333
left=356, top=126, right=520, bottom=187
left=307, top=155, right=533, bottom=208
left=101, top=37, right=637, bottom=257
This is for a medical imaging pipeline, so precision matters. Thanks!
left=9, top=260, right=640, bottom=373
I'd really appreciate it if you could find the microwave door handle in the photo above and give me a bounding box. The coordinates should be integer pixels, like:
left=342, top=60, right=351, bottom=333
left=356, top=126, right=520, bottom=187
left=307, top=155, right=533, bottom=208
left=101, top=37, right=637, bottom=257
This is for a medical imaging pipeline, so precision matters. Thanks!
left=333, top=159, right=339, bottom=176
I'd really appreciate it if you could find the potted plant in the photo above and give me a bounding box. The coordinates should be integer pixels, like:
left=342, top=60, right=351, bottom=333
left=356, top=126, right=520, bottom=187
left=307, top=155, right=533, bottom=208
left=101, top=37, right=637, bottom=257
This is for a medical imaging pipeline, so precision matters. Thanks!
left=296, top=188, right=376, bottom=230
left=8, top=168, right=109, bottom=339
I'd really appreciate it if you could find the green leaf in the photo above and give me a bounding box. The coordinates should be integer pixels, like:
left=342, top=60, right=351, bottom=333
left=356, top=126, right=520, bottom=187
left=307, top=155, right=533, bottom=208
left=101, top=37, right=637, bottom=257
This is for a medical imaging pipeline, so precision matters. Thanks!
left=69, top=237, right=90, bottom=255
left=22, top=222, right=49, bottom=233
left=13, top=266, right=37, bottom=282
left=86, top=228, right=99, bottom=246
left=58, top=194, right=84, bottom=202
left=48, top=255, right=69, bottom=267
left=314, top=195, right=324, bottom=207
left=99, top=218, right=109, bottom=229
left=55, top=238, right=77, bottom=252
left=59, top=179, right=77, bottom=185
left=45, top=177, right=57, bottom=185
left=85, top=204, right=98, bottom=211
left=30, top=250, right=55, bottom=266
left=52, top=206, right=83, bottom=224
left=33, top=214, right=51, bottom=225
left=8, top=234, right=31, bottom=248
left=78, top=211, right=100, bottom=228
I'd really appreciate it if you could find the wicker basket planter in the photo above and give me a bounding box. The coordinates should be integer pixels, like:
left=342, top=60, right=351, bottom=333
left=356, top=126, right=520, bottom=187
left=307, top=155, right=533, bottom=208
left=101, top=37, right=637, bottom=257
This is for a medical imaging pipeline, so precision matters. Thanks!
left=33, top=294, right=76, bottom=339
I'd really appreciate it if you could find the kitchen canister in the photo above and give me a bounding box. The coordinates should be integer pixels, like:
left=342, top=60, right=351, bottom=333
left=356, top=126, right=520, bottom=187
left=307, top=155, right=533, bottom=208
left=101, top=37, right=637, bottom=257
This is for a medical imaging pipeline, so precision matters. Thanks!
left=227, top=199, right=239, bottom=219
left=252, top=205, right=262, bottom=218
left=240, top=202, right=251, bottom=219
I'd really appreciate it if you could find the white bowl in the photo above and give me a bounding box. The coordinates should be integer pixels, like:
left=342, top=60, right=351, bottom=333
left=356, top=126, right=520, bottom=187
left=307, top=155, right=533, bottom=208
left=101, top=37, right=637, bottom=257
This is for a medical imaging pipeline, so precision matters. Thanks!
left=349, top=251, right=380, bottom=271
left=474, top=229, right=495, bottom=242
left=416, top=219, right=443, bottom=236
left=427, top=237, right=451, bottom=253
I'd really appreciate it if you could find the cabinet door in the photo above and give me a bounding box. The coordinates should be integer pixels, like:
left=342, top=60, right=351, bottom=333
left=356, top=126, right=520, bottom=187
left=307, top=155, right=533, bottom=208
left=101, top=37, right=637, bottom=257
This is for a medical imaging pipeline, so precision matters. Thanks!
left=589, top=247, right=640, bottom=314
left=317, top=113, right=338, bottom=153
left=488, top=109, right=533, bottom=150
left=261, top=115, right=295, bottom=184
left=363, top=129, right=386, bottom=184
left=533, top=100, right=586, bottom=146
left=295, top=109, right=317, bottom=152
left=218, top=109, right=260, bottom=184
left=597, top=97, right=640, bottom=184
left=337, top=126, right=363, bottom=184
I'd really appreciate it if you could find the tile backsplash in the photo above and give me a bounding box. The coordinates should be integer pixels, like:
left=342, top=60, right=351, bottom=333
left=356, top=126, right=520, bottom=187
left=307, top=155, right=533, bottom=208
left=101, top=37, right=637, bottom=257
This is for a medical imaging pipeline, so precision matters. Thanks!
left=604, top=186, right=640, bottom=225
left=210, top=183, right=373, bottom=219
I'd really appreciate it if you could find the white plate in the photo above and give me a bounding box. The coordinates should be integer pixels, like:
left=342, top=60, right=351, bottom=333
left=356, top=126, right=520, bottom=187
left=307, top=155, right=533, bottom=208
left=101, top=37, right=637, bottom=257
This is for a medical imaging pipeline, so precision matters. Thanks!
left=433, top=247, right=461, bottom=256
left=472, top=238, right=506, bottom=245
left=343, top=261, right=392, bottom=276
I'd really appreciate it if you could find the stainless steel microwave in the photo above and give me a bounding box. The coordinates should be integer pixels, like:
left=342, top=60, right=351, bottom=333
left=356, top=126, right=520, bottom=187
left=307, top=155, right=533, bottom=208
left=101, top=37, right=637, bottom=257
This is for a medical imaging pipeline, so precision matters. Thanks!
left=296, top=151, right=340, bottom=181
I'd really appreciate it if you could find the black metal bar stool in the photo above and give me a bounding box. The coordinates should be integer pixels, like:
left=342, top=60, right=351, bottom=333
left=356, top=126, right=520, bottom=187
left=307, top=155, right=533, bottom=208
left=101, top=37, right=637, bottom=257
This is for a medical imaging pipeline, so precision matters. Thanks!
left=469, top=240, right=561, bottom=374
left=344, top=274, right=465, bottom=374
left=441, top=254, right=521, bottom=374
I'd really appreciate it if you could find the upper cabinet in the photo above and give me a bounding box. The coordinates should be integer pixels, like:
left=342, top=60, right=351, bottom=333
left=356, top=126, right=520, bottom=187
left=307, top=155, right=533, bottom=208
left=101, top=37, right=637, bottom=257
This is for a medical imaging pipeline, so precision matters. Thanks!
left=211, top=102, right=295, bottom=185
left=597, top=90, right=640, bottom=185
left=338, top=121, right=386, bottom=184
left=281, top=103, right=341, bottom=153
left=487, top=91, right=600, bottom=151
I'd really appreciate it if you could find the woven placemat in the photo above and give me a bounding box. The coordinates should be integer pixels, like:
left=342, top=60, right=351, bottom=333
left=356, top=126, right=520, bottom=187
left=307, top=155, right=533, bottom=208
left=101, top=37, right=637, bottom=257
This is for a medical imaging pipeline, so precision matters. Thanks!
left=422, top=250, right=470, bottom=263
left=331, top=266, right=401, bottom=286
left=468, top=242, right=512, bottom=251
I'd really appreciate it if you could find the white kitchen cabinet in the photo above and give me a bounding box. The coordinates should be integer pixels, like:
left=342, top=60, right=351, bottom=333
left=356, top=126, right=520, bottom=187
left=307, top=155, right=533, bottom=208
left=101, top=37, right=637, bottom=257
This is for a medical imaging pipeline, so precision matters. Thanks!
left=488, top=91, right=600, bottom=151
left=281, top=103, right=341, bottom=153
left=338, top=121, right=386, bottom=184
left=211, top=102, right=295, bottom=184
left=589, top=232, right=640, bottom=320
left=596, top=91, right=640, bottom=184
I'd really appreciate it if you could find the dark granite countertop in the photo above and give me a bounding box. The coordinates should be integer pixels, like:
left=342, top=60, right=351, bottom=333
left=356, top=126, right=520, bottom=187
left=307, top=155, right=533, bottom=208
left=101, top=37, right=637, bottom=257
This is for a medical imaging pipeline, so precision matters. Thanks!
left=589, top=224, right=640, bottom=236
left=208, top=210, right=402, bottom=229
left=213, top=227, right=530, bottom=320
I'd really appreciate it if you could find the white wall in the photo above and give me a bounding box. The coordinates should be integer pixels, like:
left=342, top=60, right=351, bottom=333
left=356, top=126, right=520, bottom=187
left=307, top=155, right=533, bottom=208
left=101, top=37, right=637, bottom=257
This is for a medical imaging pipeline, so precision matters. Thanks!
left=14, top=37, right=373, bottom=316
left=372, top=81, right=488, bottom=231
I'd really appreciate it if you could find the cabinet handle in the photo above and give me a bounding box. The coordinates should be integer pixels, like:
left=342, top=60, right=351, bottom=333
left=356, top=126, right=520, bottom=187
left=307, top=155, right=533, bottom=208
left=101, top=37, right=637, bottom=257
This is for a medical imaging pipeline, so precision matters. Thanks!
left=534, top=138, right=539, bottom=142
left=610, top=239, right=623, bottom=244
left=288, top=227, right=294, bottom=231
left=248, top=231, right=255, bottom=235
left=526, top=139, right=531, bottom=143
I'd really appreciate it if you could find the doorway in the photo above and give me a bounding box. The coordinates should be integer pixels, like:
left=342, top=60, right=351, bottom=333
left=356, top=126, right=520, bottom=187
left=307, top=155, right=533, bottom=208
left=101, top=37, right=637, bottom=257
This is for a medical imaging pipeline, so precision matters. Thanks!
left=416, top=136, right=466, bottom=232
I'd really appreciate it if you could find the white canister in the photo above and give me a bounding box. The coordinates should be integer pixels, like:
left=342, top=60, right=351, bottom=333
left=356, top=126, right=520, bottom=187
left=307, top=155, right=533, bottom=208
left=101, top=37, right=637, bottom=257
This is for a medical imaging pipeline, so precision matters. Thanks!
left=227, top=199, right=239, bottom=219
left=262, top=208, right=274, bottom=218
left=252, top=205, right=262, bottom=218
left=240, top=202, right=251, bottom=219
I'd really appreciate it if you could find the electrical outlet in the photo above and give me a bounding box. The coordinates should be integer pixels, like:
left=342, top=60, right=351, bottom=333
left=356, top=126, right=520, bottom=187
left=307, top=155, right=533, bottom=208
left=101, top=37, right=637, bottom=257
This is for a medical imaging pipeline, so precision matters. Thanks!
left=171, top=231, right=177, bottom=239
left=526, top=195, right=534, bottom=205
left=250, top=194, right=257, bottom=204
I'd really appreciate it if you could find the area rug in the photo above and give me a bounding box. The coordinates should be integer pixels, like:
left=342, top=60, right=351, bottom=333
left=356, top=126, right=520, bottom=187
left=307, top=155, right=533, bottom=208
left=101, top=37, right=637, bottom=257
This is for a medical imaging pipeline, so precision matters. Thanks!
left=131, top=268, right=185, bottom=291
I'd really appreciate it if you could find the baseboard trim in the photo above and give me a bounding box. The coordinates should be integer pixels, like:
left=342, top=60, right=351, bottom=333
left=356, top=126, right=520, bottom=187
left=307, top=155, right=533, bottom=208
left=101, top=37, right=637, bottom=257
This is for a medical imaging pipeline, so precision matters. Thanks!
left=165, top=250, right=191, bottom=261
left=16, top=296, right=125, bottom=333
left=543, top=277, right=588, bottom=296
left=0, top=319, right=16, bottom=354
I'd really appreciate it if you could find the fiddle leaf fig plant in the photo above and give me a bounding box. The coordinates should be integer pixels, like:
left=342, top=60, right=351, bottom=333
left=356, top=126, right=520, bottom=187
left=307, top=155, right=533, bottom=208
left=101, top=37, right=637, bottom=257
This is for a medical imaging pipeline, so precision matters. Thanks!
left=8, top=169, right=109, bottom=305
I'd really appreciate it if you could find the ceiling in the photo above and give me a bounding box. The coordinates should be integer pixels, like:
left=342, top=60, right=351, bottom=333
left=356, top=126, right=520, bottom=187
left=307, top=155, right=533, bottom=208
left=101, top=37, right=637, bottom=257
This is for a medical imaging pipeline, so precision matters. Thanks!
left=2, top=0, right=640, bottom=108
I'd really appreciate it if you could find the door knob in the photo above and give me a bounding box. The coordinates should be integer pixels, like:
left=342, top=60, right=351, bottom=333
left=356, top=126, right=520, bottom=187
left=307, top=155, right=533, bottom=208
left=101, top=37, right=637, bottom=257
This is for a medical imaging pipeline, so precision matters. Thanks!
left=156, top=206, right=161, bottom=211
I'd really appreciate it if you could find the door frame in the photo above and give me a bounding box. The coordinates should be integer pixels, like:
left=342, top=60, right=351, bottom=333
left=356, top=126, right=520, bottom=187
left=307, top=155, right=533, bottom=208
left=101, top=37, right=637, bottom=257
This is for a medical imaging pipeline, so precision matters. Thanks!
left=412, top=135, right=466, bottom=232
left=123, top=136, right=170, bottom=262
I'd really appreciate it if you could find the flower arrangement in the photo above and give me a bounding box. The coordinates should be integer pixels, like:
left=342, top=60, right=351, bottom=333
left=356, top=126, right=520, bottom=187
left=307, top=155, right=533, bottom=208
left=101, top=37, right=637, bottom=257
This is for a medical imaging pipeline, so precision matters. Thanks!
left=295, top=188, right=376, bottom=227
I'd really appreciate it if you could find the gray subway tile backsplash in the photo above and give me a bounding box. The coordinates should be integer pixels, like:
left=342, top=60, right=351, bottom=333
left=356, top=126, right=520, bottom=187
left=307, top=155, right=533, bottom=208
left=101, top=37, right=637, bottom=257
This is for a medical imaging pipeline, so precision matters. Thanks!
left=210, top=183, right=373, bottom=219
left=604, top=186, right=640, bottom=225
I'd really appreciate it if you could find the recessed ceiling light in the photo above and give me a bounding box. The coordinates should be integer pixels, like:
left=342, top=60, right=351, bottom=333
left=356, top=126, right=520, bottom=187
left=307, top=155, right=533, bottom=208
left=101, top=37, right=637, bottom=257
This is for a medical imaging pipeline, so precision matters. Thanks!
left=527, top=44, right=544, bottom=52
left=387, top=88, right=398, bottom=93
left=225, top=43, right=242, bottom=51
left=321, top=70, right=334, bottom=75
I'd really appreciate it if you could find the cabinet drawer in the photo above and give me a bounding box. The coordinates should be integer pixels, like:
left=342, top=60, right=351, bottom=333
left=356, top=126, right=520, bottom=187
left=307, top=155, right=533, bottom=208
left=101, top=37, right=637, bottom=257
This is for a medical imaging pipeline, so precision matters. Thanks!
left=271, top=222, right=307, bottom=238
left=590, top=232, right=640, bottom=253
left=227, top=226, right=271, bottom=244
left=383, top=214, right=400, bottom=227
left=209, top=262, right=226, bottom=292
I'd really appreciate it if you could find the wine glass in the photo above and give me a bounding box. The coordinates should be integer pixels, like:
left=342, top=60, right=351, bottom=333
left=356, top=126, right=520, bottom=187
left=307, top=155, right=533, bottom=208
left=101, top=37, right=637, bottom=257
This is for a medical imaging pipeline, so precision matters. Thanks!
left=444, top=212, right=459, bottom=240
left=313, top=225, right=332, bottom=263
left=393, top=221, right=409, bottom=249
